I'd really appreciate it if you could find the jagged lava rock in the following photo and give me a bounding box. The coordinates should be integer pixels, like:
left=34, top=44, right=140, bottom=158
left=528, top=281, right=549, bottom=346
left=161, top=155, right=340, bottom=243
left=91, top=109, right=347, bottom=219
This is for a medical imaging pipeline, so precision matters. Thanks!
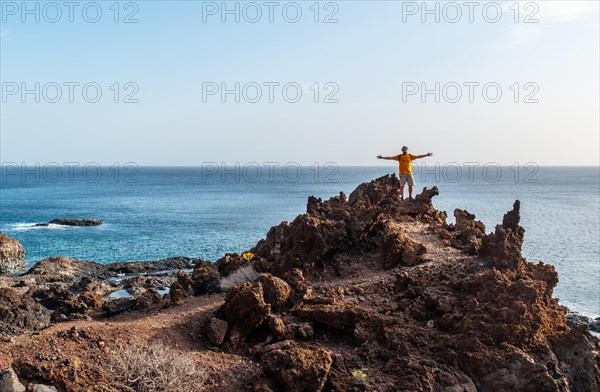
left=0, top=288, right=51, bottom=335
left=216, top=175, right=599, bottom=391
left=224, top=282, right=271, bottom=333
left=250, top=175, right=442, bottom=278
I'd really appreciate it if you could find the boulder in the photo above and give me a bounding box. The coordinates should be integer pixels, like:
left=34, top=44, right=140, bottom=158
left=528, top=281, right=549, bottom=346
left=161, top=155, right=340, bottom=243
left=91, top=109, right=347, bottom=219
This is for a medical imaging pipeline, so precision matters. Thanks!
left=192, top=269, right=221, bottom=295
left=206, top=317, right=228, bottom=346
left=282, top=268, right=305, bottom=289
left=224, top=282, right=271, bottom=332
left=23, top=257, right=107, bottom=285
left=133, top=288, right=162, bottom=310
left=261, top=346, right=333, bottom=392
left=177, top=269, right=194, bottom=295
left=481, top=201, right=525, bottom=269
left=102, top=297, right=136, bottom=316
left=0, top=232, right=25, bottom=275
left=169, top=281, right=187, bottom=305
left=80, top=291, right=104, bottom=309
left=266, top=314, right=289, bottom=340
left=250, top=175, right=436, bottom=278
left=31, top=385, right=58, bottom=392
left=256, top=274, right=291, bottom=311
left=0, top=288, right=51, bottom=334
left=0, top=368, right=25, bottom=392
left=214, top=253, right=247, bottom=277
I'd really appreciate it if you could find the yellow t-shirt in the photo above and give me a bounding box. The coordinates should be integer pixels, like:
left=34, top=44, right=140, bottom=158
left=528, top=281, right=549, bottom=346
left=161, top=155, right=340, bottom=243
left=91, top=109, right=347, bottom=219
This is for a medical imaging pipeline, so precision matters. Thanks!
left=394, top=154, right=416, bottom=175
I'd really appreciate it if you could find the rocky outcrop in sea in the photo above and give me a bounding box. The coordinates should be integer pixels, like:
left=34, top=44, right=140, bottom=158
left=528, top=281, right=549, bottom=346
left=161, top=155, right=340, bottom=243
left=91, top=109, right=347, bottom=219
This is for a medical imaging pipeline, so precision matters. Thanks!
left=34, top=218, right=103, bottom=227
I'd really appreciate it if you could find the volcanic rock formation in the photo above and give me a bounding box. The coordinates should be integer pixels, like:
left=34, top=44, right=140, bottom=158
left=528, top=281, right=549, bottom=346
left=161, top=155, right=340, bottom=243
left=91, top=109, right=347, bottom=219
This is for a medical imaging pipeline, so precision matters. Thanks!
left=207, top=175, right=600, bottom=391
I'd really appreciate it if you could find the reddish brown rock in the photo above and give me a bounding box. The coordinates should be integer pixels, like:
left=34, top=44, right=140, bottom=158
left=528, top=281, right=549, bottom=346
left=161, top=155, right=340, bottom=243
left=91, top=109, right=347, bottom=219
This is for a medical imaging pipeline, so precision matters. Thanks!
left=0, top=288, right=51, bottom=334
left=256, top=274, right=291, bottom=311
left=133, top=288, right=162, bottom=310
left=295, top=323, right=314, bottom=340
left=261, top=346, right=333, bottom=392
left=266, top=315, right=289, bottom=340
left=214, top=253, right=247, bottom=277
left=206, top=317, right=228, bottom=346
left=481, top=200, right=526, bottom=269
left=452, top=208, right=486, bottom=255
left=177, top=269, right=194, bottom=295
left=379, top=223, right=426, bottom=268
left=223, top=282, right=271, bottom=332
left=80, top=291, right=103, bottom=310
left=191, top=265, right=221, bottom=295
left=282, top=268, right=305, bottom=289
left=169, top=281, right=187, bottom=305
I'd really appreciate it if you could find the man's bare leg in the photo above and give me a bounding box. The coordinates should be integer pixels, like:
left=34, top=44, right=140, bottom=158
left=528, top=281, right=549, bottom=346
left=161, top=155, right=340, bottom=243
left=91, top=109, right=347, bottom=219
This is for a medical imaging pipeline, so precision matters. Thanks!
left=400, top=185, right=405, bottom=200
left=408, top=185, right=413, bottom=199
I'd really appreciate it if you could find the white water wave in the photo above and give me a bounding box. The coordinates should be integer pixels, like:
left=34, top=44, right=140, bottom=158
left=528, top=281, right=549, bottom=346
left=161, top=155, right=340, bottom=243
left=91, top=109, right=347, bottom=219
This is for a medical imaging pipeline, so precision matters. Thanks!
left=5, top=223, right=69, bottom=231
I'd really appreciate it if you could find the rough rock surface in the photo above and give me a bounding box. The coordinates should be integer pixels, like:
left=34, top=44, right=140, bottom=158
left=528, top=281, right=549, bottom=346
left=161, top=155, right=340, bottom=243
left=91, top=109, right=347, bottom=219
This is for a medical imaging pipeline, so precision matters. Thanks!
left=0, top=232, right=25, bottom=275
left=213, top=175, right=599, bottom=391
left=206, top=317, right=229, bottom=346
left=0, top=288, right=51, bottom=335
left=0, top=256, right=203, bottom=327
left=224, top=282, right=271, bottom=333
left=256, top=274, right=291, bottom=312
left=260, top=343, right=333, bottom=392
left=250, top=176, right=440, bottom=278
left=0, top=367, right=26, bottom=392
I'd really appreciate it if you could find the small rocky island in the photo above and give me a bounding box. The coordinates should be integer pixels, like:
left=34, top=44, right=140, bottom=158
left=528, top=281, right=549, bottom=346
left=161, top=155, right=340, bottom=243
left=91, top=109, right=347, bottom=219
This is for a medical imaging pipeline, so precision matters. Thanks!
left=0, top=175, right=598, bottom=391
left=35, top=218, right=103, bottom=227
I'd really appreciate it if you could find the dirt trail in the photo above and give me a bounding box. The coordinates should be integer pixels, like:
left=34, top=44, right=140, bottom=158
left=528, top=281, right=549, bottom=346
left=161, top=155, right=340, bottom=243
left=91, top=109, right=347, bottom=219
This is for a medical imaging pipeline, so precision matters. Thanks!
left=1, top=294, right=262, bottom=391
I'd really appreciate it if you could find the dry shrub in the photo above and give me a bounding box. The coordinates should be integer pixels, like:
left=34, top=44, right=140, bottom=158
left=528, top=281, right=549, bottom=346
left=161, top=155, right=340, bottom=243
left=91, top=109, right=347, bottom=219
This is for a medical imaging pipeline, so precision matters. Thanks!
left=0, top=258, right=25, bottom=275
left=102, top=340, right=207, bottom=391
left=220, top=265, right=259, bottom=292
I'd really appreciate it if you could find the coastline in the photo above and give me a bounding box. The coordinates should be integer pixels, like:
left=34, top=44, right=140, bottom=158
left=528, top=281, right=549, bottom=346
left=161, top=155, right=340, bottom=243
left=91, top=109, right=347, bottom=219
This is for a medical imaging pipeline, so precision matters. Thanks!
left=1, top=175, right=599, bottom=391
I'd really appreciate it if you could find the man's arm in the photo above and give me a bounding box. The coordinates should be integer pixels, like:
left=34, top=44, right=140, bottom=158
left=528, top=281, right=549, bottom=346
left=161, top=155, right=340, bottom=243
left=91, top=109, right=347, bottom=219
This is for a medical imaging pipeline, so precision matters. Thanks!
left=377, top=155, right=397, bottom=160
left=413, top=152, right=433, bottom=159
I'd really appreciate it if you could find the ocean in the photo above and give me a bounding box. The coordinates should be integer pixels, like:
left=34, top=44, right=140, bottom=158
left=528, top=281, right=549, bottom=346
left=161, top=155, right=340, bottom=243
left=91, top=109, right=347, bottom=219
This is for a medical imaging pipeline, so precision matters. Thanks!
left=1, top=164, right=598, bottom=317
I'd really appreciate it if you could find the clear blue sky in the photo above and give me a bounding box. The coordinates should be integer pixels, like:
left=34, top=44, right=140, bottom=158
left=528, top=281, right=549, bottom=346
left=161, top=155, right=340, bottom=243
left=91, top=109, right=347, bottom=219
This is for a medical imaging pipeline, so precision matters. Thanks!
left=1, top=1, right=598, bottom=165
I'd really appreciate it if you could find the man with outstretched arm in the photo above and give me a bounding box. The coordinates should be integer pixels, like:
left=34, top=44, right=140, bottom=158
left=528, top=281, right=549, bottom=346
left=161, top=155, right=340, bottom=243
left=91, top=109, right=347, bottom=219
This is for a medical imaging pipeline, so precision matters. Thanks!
left=377, top=146, right=433, bottom=201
